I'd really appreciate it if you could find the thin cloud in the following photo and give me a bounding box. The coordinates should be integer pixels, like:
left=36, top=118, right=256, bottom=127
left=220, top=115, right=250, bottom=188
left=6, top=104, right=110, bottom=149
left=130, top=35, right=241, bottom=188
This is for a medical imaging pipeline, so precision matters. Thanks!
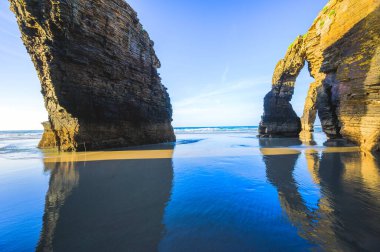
left=0, top=45, right=29, bottom=59
left=174, top=76, right=270, bottom=108
left=221, top=65, right=229, bottom=83
left=172, top=76, right=270, bottom=126
left=0, top=4, right=16, bottom=24
left=0, top=26, right=19, bottom=38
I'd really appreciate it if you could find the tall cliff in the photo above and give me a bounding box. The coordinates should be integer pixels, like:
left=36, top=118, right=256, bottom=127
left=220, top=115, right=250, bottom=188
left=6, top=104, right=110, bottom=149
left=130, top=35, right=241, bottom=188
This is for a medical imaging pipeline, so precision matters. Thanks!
left=259, top=0, right=380, bottom=152
left=9, top=0, right=175, bottom=151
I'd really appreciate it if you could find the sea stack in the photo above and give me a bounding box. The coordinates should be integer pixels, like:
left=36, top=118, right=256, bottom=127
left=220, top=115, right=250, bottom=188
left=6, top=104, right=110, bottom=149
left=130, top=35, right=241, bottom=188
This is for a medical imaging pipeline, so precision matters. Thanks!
left=9, top=0, right=175, bottom=151
left=259, top=0, right=380, bottom=152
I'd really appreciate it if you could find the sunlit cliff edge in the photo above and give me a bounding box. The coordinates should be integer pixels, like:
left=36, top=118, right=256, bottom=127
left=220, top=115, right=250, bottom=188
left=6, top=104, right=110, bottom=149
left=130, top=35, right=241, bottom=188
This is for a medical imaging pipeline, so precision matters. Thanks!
left=9, top=0, right=175, bottom=152
left=259, top=0, right=380, bottom=152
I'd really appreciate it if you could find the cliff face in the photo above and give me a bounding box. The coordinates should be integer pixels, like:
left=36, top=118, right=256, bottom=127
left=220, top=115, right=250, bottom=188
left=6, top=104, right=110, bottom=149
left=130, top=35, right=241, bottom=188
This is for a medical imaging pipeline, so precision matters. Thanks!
left=9, top=0, right=175, bottom=151
left=38, top=121, right=57, bottom=149
left=259, top=36, right=305, bottom=137
left=259, top=0, right=380, bottom=152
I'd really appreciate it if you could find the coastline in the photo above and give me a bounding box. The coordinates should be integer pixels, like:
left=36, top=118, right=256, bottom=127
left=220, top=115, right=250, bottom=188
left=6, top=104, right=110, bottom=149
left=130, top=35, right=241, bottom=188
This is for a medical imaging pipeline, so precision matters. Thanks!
left=1, top=127, right=380, bottom=251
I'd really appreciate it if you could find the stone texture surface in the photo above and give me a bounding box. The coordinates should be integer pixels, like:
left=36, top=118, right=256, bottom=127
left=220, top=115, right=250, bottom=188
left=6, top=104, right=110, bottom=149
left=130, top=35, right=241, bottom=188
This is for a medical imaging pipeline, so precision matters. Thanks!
left=9, top=0, right=175, bottom=151
left=259, top=0, right=380, bottom=152
left=38, top=121, right=57, bottom=149
left=259, top=36, right=304, bottom=137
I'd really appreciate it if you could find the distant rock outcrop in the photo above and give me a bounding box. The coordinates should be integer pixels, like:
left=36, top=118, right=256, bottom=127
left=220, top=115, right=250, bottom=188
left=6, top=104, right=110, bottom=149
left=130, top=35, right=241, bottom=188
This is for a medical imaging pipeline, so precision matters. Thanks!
left=259, top=0, right=380, bottom=152
left=9, top=0, right=175, bottom=151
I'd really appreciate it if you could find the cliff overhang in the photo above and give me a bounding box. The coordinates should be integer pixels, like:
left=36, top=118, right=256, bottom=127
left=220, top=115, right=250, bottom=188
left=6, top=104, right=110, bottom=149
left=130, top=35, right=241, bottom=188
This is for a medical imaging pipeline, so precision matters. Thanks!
left=9, top=0, right=176, bottom=151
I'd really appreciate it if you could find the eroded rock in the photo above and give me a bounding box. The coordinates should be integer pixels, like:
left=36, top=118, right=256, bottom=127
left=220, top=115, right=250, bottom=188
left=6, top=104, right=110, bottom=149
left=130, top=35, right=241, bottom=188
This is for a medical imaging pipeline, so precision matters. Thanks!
left=259, top=36, right=305, bottom=137
left=259, top=0, right=380, bottom=152
left=38, top=121, right=57, bottom=149
left=9, top=0, right=175, bottom=151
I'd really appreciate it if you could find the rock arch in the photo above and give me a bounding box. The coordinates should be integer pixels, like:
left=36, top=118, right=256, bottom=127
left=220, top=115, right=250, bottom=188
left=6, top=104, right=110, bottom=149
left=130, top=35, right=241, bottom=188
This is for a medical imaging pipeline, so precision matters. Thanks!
left=259, top=36, right=306, bottom=137
left=260, top=0, right=380, bottom=152
left=9, top=0, right=175, bottom=151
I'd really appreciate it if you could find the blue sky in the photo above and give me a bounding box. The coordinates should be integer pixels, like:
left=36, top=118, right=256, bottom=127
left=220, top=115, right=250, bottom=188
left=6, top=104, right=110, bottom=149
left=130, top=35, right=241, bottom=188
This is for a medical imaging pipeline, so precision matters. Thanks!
left=0, top=0, right=326, bottom=130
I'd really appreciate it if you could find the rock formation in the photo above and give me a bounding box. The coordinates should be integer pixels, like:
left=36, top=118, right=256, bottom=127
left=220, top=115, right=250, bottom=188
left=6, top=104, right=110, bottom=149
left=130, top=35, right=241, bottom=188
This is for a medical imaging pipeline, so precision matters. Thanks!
left=259, top=0, right=380, bottom=152
left=259, top=36, right=305, bottom=137
left=38, top=121, right=57, bottom=149
left=9, top=0, right=175, bottom=151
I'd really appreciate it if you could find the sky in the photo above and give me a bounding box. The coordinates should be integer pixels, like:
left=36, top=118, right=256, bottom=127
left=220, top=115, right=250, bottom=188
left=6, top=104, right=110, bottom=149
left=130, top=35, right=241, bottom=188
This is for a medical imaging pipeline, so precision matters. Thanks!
left=0, top=0, right=327, bottom=130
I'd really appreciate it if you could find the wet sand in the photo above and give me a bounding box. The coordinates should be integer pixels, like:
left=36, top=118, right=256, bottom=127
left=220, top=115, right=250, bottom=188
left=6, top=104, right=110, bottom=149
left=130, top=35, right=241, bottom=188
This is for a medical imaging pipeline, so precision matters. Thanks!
left=1, top=130, right=380, bottom=251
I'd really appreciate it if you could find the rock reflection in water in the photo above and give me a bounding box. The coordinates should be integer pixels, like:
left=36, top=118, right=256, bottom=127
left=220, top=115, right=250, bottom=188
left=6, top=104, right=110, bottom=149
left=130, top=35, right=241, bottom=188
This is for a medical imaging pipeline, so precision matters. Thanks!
left=37, top=147, right=174, bottom=252
left=260, top=138, right=380, bottom=251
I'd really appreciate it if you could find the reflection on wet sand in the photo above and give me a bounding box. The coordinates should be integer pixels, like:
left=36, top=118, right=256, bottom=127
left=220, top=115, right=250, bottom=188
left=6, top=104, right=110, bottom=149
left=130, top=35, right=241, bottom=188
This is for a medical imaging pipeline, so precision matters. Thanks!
left=37, top=146, right=174, bottom=252
left=37, top=161, right=79, bottom=252
left=260, top=139, right=314, bottom=239
left=299, top=130, right=317, bottom=146
left=260, top=146, right=360, bottom=156
left=43, top=144, right=175, bottom=163
left=260, top=138, right=380, bottom=251
left=35, top=137, right=380, bottom=251
left=304, top=149, right=320, bottom=184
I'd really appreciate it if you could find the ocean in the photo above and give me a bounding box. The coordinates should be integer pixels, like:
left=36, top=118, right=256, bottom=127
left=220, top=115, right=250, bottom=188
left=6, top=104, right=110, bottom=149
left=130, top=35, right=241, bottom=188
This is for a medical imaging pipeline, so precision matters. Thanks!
left=0, top=126, right=379, bottom=251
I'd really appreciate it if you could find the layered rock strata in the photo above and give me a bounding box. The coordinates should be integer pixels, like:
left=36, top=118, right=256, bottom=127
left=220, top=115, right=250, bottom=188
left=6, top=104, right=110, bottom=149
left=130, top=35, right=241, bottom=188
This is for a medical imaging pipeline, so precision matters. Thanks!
left=259, top=36, right=305, bottom=137
left=9, top=0, right=175, bottom=151
left=38, top=121, right=57, bottom=149
left=259, top=0, right=380, bottom=152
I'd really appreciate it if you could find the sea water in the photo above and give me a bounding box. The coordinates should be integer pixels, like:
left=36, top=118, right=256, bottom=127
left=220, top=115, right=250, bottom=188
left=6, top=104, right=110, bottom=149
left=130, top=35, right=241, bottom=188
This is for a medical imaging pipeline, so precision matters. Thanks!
left=0, top=127, right=380, bottom=251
